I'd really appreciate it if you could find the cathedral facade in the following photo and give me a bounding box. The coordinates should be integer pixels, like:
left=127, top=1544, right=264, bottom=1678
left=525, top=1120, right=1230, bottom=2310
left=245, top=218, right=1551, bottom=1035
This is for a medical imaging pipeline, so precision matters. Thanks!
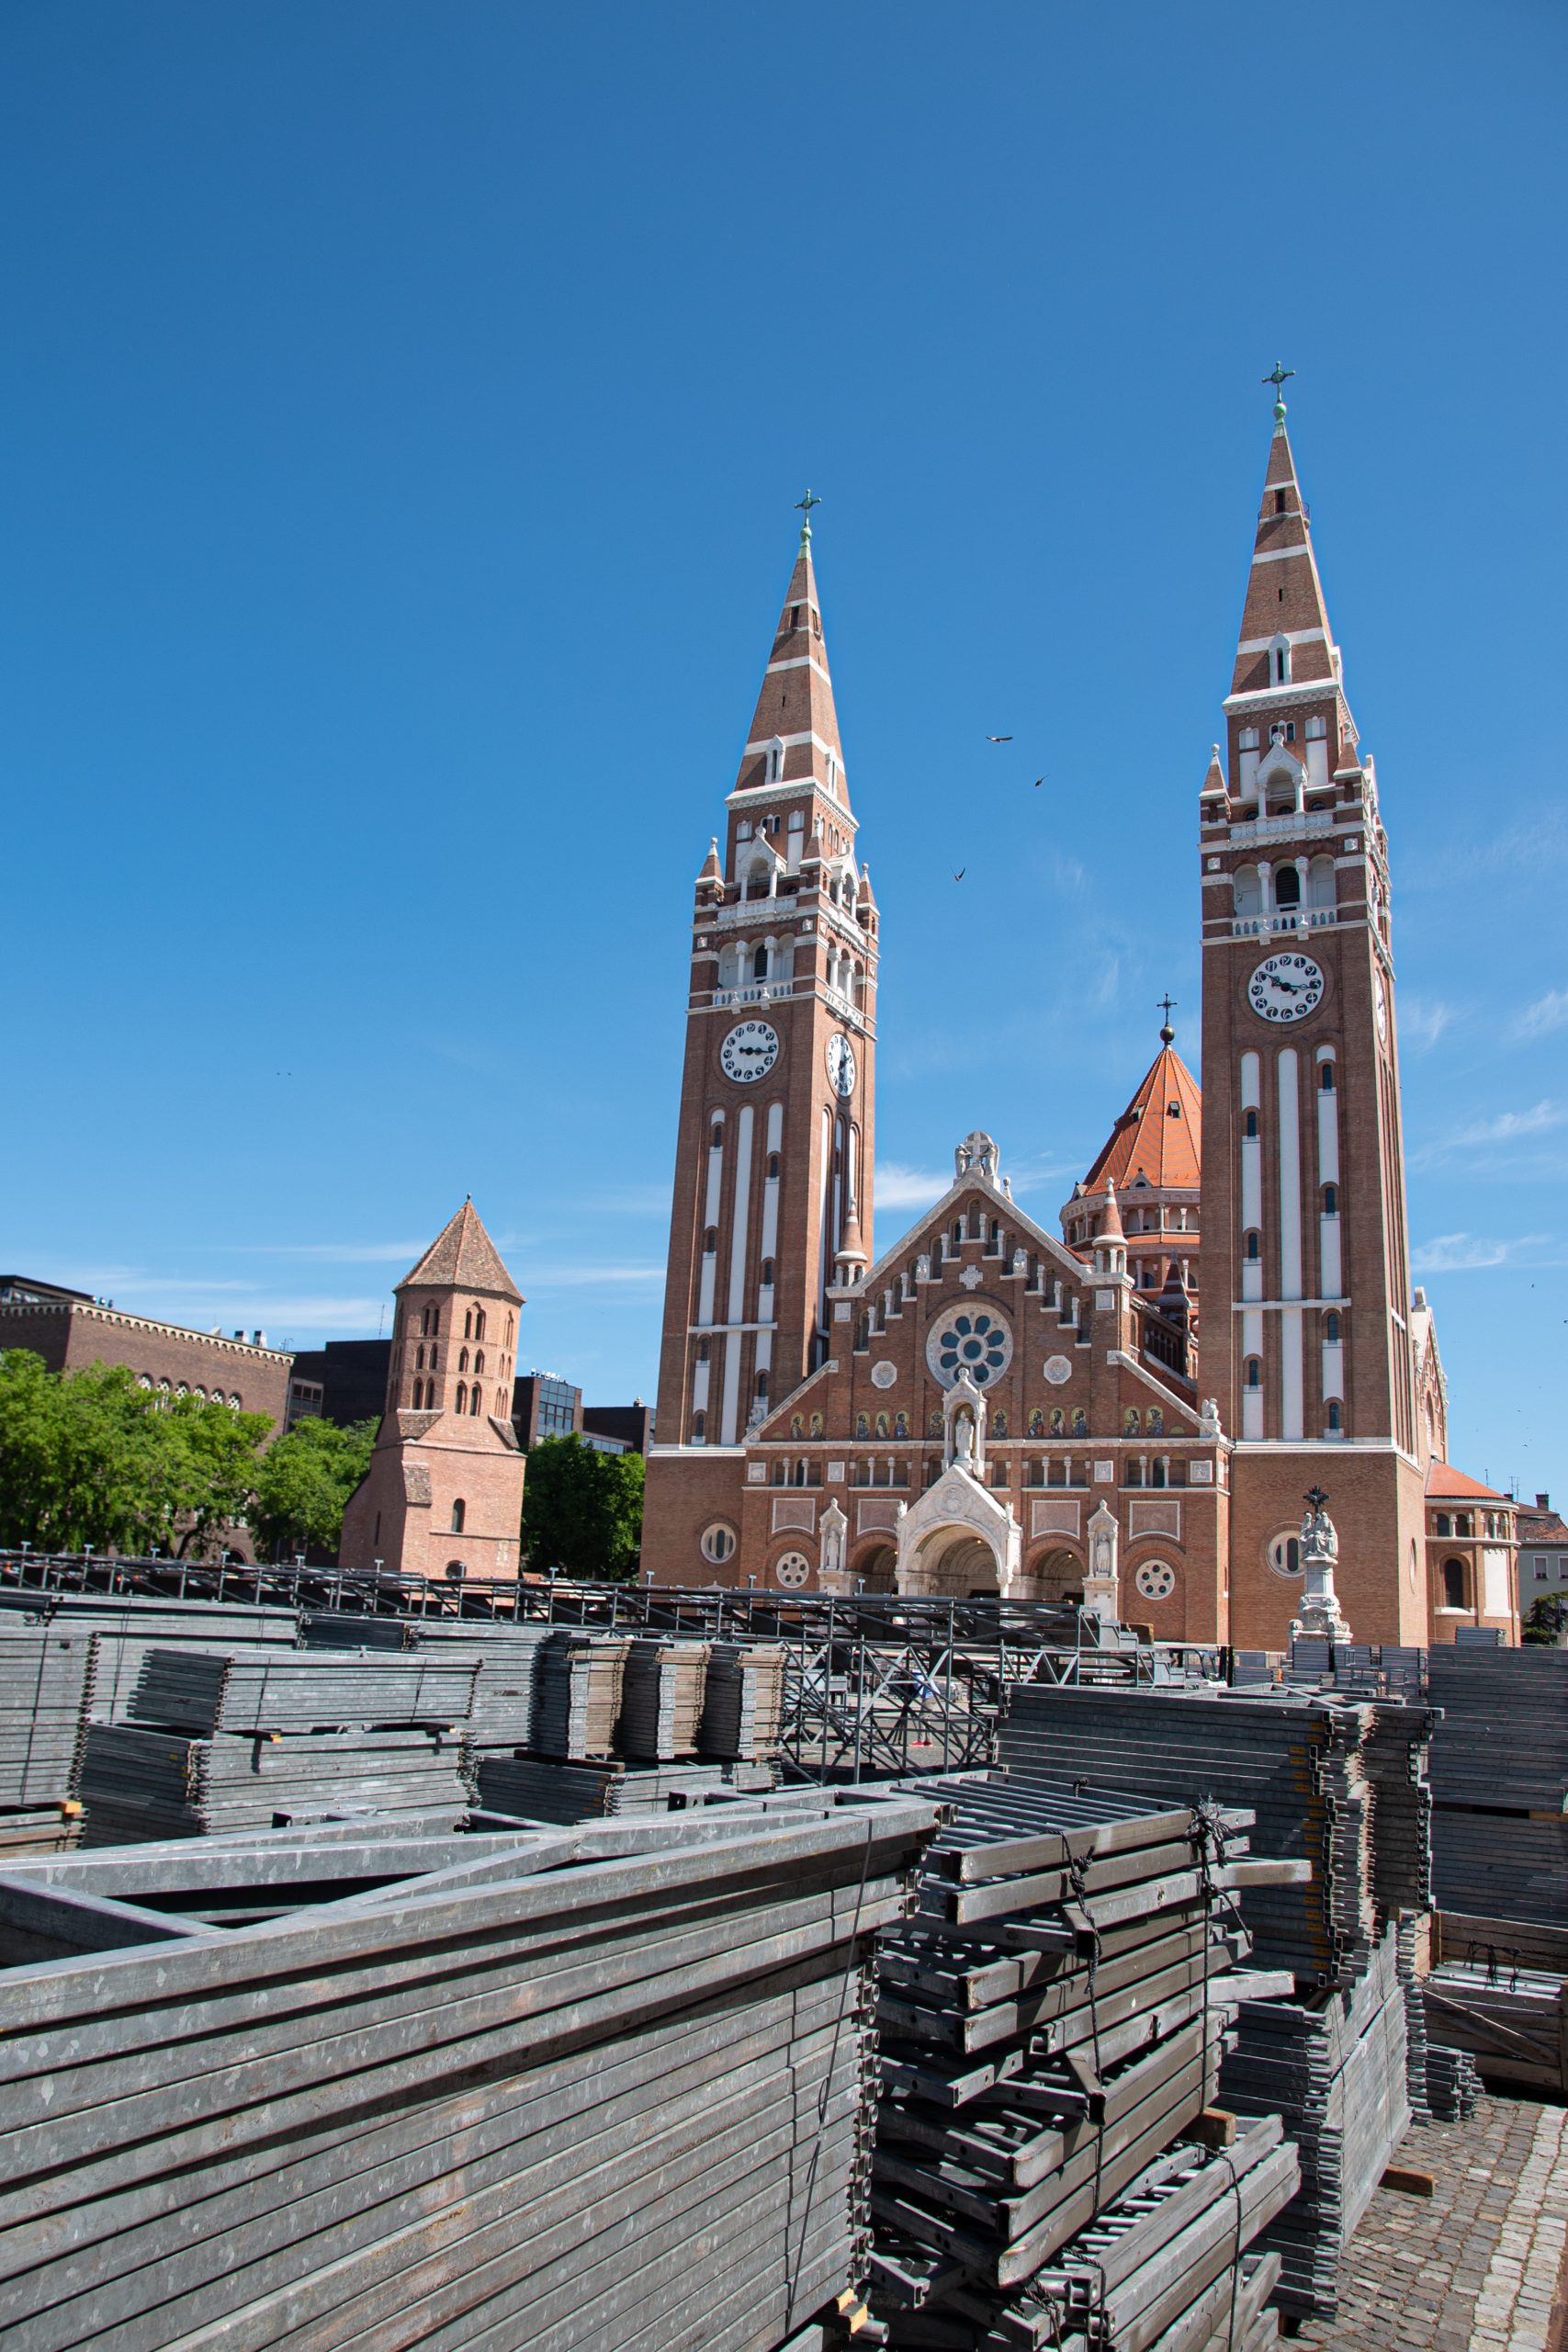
left=640, top=407, right=1514, bottom=1647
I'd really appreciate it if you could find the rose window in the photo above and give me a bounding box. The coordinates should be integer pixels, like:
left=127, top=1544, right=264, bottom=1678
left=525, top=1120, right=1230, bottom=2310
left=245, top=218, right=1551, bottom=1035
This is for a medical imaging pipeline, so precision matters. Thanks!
left=926, top=1305, right=1012, bottom=1390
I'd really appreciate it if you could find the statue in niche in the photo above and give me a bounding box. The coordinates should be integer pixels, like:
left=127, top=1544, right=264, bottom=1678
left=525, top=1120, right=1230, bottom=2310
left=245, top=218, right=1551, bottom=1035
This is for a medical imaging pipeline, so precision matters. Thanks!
left=1072, top=1408, right=1087, bottom=1437
left=991, top=1409, right=1008, bottom=1438
left=809, top=1411, right=824, bottom=1439
left=1199, top=1396, right=1223, bottom=1438
left=875, top=1411, right=890, bottom=1438
left=928, top=1410, right=943, bottom=1438
left=791, top=1415, right=804, bottom=1439
left=854, top=1411, right=869, bottom=1439
left=894, top=1410, right=909, bottom=1439
left=1123, top=1408, right=1141, bottom=1436
left=819, top=1500, right=847, bottom=1579
left=953, top=1412, right=977, bottom=1470
left=1029, top=1408, right=1044, bottom=1438
left=1049, top=1407, right=1064, bottom=1437
left=916, top=1253, right=931, bottom=1283
left=1012, top=1249, right=1028, bottom=1276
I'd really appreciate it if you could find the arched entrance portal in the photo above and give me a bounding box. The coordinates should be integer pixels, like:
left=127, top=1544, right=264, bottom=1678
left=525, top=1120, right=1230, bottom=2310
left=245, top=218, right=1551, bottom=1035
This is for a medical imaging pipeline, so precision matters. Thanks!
left=1022, top=1546, right=1083, bottom=1603
left=852, top=1542, right=897, bottom=1593
left=916, top=1530, right=1001, bottom=1598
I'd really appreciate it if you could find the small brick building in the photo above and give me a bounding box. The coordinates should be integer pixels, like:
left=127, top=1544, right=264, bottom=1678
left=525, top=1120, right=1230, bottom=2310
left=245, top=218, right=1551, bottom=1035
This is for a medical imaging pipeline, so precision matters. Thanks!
left=0, top=1294, right=292, bottom=1427
left=338, top=1202, right=526, bottom=1579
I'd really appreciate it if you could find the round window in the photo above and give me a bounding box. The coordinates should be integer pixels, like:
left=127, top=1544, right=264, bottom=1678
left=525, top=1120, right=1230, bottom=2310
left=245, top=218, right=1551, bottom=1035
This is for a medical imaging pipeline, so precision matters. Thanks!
left=926, top=1305, right=1013, bottom=1390
left=700, top=1522, right=738, bottom=1566
left=1134, top=1559, right=1176, bottom=1601
left=1267, top=1532, right=1303, bottom=1577
left=773, top=1552, right=810, bottom=1589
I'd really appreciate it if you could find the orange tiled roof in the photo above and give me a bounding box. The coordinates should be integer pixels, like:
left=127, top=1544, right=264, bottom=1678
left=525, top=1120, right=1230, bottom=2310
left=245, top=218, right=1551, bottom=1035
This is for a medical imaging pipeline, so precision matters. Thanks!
left=1082, top=1044, right=1201, bottom=1195
left=1426, top=1461, right=1510, bottom=1503
left=398, top=1201, right=523, bottom=1303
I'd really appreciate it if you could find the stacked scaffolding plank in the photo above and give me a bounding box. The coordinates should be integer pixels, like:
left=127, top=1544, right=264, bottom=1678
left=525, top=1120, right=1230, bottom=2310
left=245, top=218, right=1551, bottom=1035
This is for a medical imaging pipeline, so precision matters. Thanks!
left=864, top=1772, right=1304, bottom=2346
left=0, top=1795, right=938, bottom=2352
left=1428, top=1643, right=1568, bottom=1928
left=0, top=1623, right=96, bottom=1853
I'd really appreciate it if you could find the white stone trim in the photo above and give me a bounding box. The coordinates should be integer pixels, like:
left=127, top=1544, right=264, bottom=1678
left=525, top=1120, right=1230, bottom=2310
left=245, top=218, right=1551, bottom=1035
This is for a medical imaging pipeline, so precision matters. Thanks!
left=1235, top=628, right=1327, bottom=652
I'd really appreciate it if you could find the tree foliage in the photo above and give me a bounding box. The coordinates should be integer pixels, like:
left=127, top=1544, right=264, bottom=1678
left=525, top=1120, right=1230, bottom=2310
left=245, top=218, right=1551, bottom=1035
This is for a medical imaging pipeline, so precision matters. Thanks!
left=249, top=1416, right=378, bottom=1562
left=1522, top=1594, right=1567, bottom=1646
left=0, top=1351, right=273, bottom=1555
left=519, top=1434, right=644, bottom=1581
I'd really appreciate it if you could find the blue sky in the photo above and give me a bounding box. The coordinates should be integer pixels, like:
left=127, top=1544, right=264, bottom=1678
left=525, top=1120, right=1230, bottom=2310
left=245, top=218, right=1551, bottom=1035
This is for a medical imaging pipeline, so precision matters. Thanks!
left=3, top=3, right=1563, bottom=1494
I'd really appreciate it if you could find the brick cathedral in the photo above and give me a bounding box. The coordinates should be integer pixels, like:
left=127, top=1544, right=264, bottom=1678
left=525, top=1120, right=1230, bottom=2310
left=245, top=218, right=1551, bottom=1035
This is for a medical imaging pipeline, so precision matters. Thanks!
left=640, top=400, right=1506, bottom=1647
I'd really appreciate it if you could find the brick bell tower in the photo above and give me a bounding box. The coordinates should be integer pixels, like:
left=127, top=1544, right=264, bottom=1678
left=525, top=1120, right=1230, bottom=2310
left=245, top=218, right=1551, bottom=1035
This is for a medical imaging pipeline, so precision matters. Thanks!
left=1200, top=379, right=1428, bottom=1646
left=642, top=501, right=878, bottom=1584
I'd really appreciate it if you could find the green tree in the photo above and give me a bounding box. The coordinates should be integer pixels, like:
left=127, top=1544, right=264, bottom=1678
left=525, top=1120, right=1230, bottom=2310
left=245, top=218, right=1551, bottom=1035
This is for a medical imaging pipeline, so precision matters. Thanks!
left=1522, top=1594, right=1567, bottom=1646
left=249, top=1417, right=378, bottom=1562
left=0, top=1351, right=271, bottom=1555
left=519, top=1434, right=644, bottom=1581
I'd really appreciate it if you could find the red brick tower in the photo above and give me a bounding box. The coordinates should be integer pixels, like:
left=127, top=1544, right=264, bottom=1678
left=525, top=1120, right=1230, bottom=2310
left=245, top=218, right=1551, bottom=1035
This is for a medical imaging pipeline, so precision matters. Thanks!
left=1200, top=384, right=1427, bottom=1644
left=338, top=1200, right=526, bottom=1578
left=641, top=504, right=878, bottom=1582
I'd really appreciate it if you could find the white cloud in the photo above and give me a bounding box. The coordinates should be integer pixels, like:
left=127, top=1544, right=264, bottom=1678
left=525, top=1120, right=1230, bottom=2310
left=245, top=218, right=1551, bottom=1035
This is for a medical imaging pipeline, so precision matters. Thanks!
left=1412, top=1231, right=1558, bottom=1273
left=1450, top=1101, right=1564, bottom=1148
left=1516, top=989, right=1568, bottom=1041
left=875, top=1163, right=952, bottom=1210
left=1398, top=996, right=1456, bottom=1053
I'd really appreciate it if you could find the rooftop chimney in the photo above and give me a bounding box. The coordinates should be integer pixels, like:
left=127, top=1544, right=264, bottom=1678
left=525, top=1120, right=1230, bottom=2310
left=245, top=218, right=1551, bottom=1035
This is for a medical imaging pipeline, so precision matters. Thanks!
left=1538, top=1492, right=1551, bottom=1510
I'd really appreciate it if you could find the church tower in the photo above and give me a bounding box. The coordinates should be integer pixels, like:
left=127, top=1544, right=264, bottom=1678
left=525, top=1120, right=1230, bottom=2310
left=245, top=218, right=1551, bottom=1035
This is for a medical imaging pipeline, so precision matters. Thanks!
left=1200, top=385, right=1428, bottom=1645
left=641, top=507, right=878, bottom=1584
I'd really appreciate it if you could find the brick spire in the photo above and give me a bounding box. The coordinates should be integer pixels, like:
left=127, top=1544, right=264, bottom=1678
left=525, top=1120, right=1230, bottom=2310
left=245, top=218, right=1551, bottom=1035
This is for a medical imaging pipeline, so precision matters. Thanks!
left=397, top=1199, right=522, bottom=1305
left=1229, top=413, right=1341, bottom=704
left=733, top=532, right=848, bottom=807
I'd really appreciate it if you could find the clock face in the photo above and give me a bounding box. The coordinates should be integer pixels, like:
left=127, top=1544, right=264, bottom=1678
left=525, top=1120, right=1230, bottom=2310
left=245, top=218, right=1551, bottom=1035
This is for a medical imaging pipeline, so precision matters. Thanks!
left=1247, top=953, right=1325, bottom=1024
left=1373, top=971, right=1389, bottom=1044
left=826, top=1034, right=857, bottom=1097
left=719, top=1020, right=780, bottom=1083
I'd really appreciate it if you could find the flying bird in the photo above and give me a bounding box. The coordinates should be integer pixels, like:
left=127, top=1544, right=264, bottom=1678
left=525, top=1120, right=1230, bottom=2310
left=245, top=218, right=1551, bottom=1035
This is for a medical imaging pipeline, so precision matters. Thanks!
left=986, top=734, right=1012, bottom=743
left=1033, top=776, right=1046, bottom=787
left=953, top=868, right=966, bottom=881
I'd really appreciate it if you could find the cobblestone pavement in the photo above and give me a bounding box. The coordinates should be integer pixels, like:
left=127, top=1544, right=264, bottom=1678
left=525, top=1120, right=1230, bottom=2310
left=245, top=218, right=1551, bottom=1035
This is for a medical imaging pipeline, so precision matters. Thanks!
left=1294, top=2095, right=1567, bottom=2352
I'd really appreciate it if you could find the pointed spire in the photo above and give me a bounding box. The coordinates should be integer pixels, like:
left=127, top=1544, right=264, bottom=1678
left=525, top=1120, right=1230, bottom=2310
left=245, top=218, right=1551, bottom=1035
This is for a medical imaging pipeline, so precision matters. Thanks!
left=1081, top=1033, right=1202, bottom=1198
left=697, top=837, right=723, bottom=888
left=1100, top=1180, right=1125, bottom=1243
left=1229, top=399, right=1340, bottom=702
left=735, top=522, right=848, bottom=807
left=397, top=1200, right=523, bottom=1304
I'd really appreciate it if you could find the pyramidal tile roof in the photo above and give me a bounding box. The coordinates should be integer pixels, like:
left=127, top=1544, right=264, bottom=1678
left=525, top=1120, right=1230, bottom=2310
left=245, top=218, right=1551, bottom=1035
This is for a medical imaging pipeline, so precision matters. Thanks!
left=396, top=1199, right=523, bottom=1304
left=1082, top=1040, right=1202, bottom=1195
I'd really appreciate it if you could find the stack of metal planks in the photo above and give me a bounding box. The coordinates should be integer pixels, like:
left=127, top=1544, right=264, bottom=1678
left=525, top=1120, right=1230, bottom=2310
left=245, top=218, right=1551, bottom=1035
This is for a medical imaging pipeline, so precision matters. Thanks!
left=0, top=1794, right=939, bottom=2352
left=884, top=2125, right=1298, bottom=2351
left=998, top=1685, right=1435, bottom=1986
left=476, top=1754, right=729, bottom=1823
left=700, top=1641, right=788, bottom=1761
left=408, top=1622, right=558, bottom=1747
left=77, top=1723, right=474, bottom=1842
left=1424, top=2042, right=1483, bottom=2120
left=128, top=1646, right=480, bottom=1736
left=530, top=1631, right=633, bottom=1758
left=0, top=1624, right=96, bottom=1848
left=1421, top=1957, right=1568, bottom=2098
left=1428, top=1643, right=1568, bottom=1928
left=4, top=1593, right=302, bottom=1722
left=1217, top=1925, right=1413, bottom=2315
left=865, top=1772, right=1305, bottom=2344
left=617, top=1636, right=710, bottom=1761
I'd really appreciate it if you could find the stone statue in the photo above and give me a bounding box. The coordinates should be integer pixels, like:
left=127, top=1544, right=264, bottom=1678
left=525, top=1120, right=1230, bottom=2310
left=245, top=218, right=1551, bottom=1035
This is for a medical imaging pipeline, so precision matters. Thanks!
left=1011, top=1249, right=1028, bottom=1276
left=1291, top=1485, right=1351, bottom=1645
left=954, top=1130, right=1000, bottom=1184
left=916, top=1252, right=931, bottom=1283
left=1199, top=1396, right=1223, bottom=1438
left=819, top=1499, right=847, bottom=1579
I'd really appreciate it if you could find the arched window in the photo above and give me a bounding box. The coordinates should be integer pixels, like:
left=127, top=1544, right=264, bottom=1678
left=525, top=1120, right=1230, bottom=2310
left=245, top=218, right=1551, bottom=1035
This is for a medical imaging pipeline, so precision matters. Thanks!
left=451, top=1500, right=466, bottom=1534
left=767, top=741, right=783, bottom=784
left=470, top=1385, right=482, bottom=1415
left=428, top=1345, right=438, bottom=1370
left=761, top=1259, right=774, bottom=1285
left=1325, top=1400, right=1342, bottom=1431
left=752, top=944, right=768, bottom=982
left=1455, top=1513, right=1472, bottom=1538
left=474, top=1308, right=485, bottom=1341
left=430, top=1307, right=440, bottom=1334
left=474, top=1351, right=484, bottom=1374
left=456, top=1382, right=468, bottom=1414
left=412, top=1379, right=423, bottom=1408
left=754, top=1371, right=769, bottom=1399
left=1245, top=1230, right=1261, bottom=1261
left=458, top=1348, right=469, bottom=1373
left=1271, top=636, right=1291, bottom=684
left=1320, top=1061, right=1336, bottom=1091
left=1442, top=1557, right=1467, bottom=1610
left=704, top=1227, right=717, bottom=1252
left=1435, top=1512, right=1451, bottom=1538
left=1322, top=1184, right=1338, bottom=1216
left=711, top=1122, right=724, bottom=1149
left=1245, top=1109, right=1258, bottom=1138
left=464, top=1311, right=472, bottom=1340
left=1325, top=1311, right=1341, bottom=1342
left=1245, top=1358, right=1262, bottom=1389
left=1274, top=865, right=1302, bottom=909
left=767, top=1152, right=780, bottom=1178
left=696, top=1338, right=709, bottom=1363
left=693, top=1411, right=705, bottom=1442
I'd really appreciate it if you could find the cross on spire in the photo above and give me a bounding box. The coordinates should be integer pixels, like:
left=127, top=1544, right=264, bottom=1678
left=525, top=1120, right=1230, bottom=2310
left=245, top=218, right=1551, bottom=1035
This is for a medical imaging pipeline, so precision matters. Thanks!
left=1157, top=994, right=1178, bottom=1045
left=795, top=487, right=821, bottom=547
left=1262, top=361, right=1295, bottom=423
